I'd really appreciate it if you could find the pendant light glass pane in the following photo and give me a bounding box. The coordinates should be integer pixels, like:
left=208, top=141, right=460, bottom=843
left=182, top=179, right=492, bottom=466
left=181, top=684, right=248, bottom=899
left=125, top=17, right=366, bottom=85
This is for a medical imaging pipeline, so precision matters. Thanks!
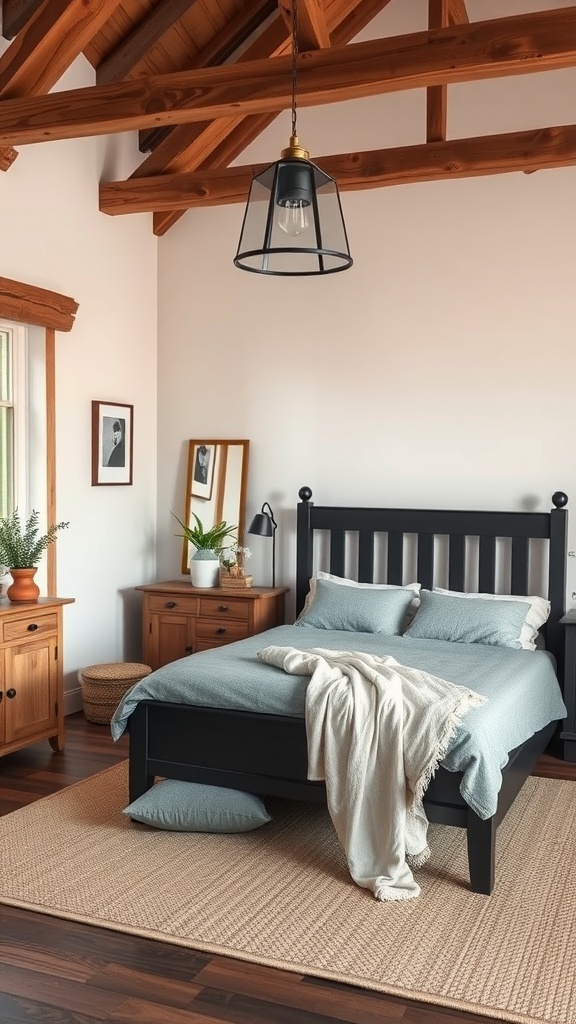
left=234, top=159, right=352, bottom=277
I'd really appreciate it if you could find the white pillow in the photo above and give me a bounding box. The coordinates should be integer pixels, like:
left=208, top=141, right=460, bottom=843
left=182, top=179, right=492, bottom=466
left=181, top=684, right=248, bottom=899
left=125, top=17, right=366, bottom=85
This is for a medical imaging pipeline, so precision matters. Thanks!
left=432, top=588, right=550, bottom=651
left=297, top=572, right=421, bottom=622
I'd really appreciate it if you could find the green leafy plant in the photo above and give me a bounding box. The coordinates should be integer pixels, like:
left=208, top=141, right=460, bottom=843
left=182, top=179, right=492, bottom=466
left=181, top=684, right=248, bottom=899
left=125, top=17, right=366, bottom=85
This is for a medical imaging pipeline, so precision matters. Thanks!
left=171, top=511, right=236, bottom=553
left=0, top=509, right=70, bottom=568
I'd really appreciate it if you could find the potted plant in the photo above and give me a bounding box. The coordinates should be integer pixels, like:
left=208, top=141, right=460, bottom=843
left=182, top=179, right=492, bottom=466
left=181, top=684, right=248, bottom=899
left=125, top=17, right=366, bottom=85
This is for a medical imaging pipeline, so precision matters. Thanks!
left=171, top=512, right=236, bottom=588
left=0, top=508, right=70, bottom=602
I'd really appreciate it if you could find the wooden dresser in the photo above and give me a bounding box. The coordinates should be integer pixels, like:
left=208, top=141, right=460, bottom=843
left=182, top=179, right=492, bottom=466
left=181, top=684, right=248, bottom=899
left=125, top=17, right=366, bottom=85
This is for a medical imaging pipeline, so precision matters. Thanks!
left=136, top=580, right=289, bottom=670
left=0, top=596, right=74, bottom=758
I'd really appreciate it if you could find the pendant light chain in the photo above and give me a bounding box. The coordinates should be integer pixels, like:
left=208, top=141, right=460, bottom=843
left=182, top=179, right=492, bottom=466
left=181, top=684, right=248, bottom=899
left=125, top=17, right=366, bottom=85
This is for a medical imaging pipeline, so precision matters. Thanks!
left=291, top=0, right=298, bottom=140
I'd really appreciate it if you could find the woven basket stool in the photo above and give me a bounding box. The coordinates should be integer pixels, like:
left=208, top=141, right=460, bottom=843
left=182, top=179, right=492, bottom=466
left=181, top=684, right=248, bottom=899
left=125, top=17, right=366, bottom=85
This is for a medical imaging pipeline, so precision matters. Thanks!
left=79, top=662, right=152, bottom=725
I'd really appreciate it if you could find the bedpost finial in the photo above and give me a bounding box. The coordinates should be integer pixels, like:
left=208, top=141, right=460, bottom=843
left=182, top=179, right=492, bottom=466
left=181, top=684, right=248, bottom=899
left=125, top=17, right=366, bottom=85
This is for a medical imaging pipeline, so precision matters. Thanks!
left=299, top=486, right=312, bottom=503
left=552, top=491, right=568, bottom=508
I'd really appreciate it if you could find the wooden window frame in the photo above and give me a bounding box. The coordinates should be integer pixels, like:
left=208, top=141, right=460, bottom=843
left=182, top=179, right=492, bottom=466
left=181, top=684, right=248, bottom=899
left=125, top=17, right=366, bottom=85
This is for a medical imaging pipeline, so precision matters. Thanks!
left=0, top=277, right=78, bottom=595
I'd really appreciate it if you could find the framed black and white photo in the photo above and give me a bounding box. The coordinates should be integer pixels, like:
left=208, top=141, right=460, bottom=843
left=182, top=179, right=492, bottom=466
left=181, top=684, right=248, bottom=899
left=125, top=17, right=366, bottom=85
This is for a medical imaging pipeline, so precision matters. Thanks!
left=191, top=442, right=215, bottom=499
left=91, top=401, right=133, bottom=486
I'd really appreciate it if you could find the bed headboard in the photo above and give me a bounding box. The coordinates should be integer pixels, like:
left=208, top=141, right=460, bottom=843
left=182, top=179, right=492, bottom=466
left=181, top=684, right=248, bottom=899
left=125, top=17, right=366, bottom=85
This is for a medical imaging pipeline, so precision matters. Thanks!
left=296, top=487, right=569, bottom=672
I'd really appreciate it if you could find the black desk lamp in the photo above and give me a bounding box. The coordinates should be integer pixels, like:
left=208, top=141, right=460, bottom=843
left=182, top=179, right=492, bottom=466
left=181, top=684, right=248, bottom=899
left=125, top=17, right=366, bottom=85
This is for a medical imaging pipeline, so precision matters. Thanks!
left=248, top=502, right=277, bottom=588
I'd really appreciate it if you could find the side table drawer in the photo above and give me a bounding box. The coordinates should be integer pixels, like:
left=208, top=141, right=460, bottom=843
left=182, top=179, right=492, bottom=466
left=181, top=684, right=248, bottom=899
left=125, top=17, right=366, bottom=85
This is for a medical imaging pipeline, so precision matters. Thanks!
left=199, top=597, right=250, bottom=621
left=2, top=613, right=58, bottom=643
left=148, top=595, right=199, bottom=615
left=196, top=619, right=249, bottom=643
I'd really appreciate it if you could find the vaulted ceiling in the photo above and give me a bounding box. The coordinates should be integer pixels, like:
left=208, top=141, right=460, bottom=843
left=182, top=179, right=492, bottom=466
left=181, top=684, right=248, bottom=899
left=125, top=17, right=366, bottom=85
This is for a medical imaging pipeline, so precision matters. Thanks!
left=1, top=0, right=575, bottom=235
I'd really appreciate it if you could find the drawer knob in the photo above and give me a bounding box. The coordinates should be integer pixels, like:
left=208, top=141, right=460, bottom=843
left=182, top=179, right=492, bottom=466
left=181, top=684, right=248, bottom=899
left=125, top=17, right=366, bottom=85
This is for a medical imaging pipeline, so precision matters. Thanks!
left=216, top=627, right=226, bottom=634
left=219, top=605, right=229, bottom=612
left=27, top=623, right=39, bottom=632
left=185, top=645, right=193, bottom=654
left=6, top=688, right=16, bottom=699
left=165, top=601, right=177, bottom=608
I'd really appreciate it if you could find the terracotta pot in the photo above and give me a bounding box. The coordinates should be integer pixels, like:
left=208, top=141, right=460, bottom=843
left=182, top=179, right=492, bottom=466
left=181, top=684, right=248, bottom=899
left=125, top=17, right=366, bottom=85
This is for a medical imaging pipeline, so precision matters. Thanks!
left=7, top=568, right=40, bottom=603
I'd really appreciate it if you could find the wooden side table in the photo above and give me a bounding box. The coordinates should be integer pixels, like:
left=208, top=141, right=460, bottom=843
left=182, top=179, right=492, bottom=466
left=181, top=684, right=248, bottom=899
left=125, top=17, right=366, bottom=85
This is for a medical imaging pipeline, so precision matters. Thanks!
left=136, top=580, right=289, bottom=670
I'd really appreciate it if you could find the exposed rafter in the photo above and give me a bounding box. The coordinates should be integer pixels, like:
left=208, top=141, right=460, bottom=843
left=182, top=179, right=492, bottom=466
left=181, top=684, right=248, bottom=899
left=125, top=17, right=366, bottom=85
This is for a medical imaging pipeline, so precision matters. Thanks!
left=0, top=0, right=124, bottom=169
left=427, top=0, right=449, bottom=144
left=99, top=125, right=576, bottom=215
left=447, top=0, right=469, bottom=25
left=1, top=0, right=43, bottom=39
left=96, top=0, right=198, bottom=85
left=278, top=0, right=331, bottom=49
left=2, top=9, right=575, bottom=148
left=138, top=0, right=277, bottom=154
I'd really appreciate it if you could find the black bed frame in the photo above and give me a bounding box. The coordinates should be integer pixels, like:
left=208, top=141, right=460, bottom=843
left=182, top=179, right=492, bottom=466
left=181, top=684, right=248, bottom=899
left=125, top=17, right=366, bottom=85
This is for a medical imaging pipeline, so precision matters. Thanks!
left=129, top=487, right=570, bottom=895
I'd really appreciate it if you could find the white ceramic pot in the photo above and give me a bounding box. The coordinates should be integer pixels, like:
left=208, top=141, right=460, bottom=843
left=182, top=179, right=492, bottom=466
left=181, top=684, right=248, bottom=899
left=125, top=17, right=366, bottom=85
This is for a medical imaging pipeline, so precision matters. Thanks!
left=190, top=551, right=220, bottom=588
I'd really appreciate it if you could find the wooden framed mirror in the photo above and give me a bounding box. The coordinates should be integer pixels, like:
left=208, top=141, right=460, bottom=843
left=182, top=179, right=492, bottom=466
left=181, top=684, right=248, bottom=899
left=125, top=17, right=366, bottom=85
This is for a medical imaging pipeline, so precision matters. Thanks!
left=181, top=439, right=249, bottom=573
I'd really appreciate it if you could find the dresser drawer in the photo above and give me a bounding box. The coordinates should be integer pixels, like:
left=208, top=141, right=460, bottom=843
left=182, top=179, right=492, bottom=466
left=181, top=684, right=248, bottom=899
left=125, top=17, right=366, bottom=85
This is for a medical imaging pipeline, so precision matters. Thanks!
left=148, top=595, right=199, bottom=615
left=196, top=618, right=249, bottom=643
left=199, top=597, right=250, bottom=621
left=195, top=639, right=238, bottom=652
left=2, top=612, right=59, bottom=643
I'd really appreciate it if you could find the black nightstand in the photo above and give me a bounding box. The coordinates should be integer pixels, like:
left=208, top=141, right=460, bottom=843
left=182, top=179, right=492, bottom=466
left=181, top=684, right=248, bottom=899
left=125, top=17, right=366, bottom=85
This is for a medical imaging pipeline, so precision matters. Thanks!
left=560, top=610, right=576, bottom=762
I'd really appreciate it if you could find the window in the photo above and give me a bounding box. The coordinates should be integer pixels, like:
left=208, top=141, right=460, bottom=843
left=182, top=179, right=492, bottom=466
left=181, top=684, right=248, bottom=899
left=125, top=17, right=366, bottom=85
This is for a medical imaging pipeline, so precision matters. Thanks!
left=0, top=322, right=28, bottom=521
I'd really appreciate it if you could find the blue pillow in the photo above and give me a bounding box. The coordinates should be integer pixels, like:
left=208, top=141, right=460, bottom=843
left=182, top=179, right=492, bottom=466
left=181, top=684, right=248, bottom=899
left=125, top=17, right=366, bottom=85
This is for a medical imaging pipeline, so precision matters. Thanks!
left=123, top=780, right=272, bottom=833
left=404, top=590, right=530, bottom=648
left=296, top=577, right=414, bottom=634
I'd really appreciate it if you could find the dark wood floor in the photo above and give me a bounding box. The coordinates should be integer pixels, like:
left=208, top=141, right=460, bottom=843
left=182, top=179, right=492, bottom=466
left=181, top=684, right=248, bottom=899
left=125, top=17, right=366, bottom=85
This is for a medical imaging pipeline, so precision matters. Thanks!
left=0, top=714, right=574, bottom=1024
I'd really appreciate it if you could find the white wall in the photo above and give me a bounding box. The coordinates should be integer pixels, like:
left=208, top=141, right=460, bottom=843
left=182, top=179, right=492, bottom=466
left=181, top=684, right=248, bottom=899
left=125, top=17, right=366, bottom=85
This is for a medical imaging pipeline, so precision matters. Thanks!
left=157, top=0, right=576, bottom=617
left=0, top=55, right=158, bottom=709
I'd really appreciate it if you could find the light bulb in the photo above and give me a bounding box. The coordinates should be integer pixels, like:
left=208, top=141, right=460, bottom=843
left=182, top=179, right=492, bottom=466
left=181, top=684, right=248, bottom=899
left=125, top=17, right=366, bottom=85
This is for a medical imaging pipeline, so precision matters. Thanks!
left=277, top=200, right=309, bottom=236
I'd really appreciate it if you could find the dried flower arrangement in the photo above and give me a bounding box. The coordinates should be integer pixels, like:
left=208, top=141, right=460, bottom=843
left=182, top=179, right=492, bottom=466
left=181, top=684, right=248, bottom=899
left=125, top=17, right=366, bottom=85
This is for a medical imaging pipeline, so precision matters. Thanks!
left=219, top=545, right=253, bottom=588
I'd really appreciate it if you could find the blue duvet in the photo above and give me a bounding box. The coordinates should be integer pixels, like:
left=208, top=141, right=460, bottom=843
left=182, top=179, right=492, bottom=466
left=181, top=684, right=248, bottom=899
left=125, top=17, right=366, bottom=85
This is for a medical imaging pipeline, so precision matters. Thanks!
left=111, top=624, right=567, bottom=819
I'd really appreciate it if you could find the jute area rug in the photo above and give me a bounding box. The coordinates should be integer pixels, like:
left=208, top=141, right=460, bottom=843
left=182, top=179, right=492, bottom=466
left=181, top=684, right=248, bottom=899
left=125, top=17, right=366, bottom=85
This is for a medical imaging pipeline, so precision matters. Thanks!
left=0, top=763, right=574, bottom=1024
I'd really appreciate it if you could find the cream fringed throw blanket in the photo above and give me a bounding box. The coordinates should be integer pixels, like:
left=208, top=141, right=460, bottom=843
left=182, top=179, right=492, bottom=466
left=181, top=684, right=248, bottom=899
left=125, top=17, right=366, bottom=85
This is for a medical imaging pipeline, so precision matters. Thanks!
left=258, top=646, right=487, bottom=902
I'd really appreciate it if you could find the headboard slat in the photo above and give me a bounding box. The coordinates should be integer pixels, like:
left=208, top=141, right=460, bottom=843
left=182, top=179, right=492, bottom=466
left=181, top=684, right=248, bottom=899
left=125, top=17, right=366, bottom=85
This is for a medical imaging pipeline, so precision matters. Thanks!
left=479, top=536, right=497, bottom=593
left=511, top=536, right=529, bottom=595
left=387, top=533, right=404, bottom=585
left=448, top=535, right=465, bottom=591
left=358, top=532, right=375, bottom=583
left=417, top=534, right=434, bottom=590
left=329, top=530, right=345, bottom=577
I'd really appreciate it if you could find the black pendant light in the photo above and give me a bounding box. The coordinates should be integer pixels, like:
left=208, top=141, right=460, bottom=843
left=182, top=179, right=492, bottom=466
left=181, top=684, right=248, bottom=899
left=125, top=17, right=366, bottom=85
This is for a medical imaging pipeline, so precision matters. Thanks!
left=233, top=0, right=352, bottom=277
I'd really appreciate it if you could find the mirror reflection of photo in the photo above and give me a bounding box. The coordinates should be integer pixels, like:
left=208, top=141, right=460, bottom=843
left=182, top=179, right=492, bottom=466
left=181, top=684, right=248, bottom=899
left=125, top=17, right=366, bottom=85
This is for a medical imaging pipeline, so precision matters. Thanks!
left=194, top=444, right=210, bottom=485
left=103, top=416, right=126, bottom=468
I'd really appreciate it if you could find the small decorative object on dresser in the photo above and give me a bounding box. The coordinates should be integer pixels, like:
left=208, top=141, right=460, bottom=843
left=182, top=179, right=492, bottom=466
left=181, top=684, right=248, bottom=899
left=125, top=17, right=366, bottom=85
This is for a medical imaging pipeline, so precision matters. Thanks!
left=219, top=545, right=253, bottom=589
left=172, top=511, right=237, bottom=589
left=0, top=509, right=70, bottom=603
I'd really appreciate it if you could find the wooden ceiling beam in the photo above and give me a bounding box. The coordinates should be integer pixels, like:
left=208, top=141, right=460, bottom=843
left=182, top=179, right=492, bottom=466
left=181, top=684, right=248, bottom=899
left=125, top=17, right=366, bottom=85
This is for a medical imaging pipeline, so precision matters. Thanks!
left=278, top=0, right=331, bottom=50
left=1, top=0, right=42, bottom=39
left=0, top=0, right=124, bottom=168
left=139, top=0, right=277, bottom=153
left=96, top=0, right=200, bottom=85
left=2, top=8, right=576, bottom=148
left=100, top=124, right=576, bottom=215
left=447, top=0, right=469, bottom=25
left=427, top=0, right=448, bottom=143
